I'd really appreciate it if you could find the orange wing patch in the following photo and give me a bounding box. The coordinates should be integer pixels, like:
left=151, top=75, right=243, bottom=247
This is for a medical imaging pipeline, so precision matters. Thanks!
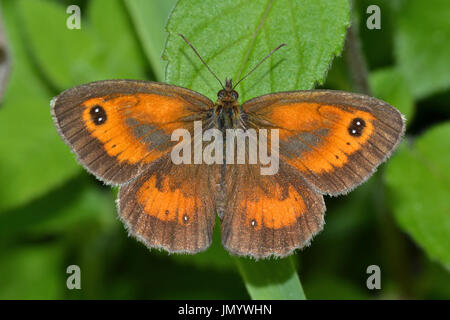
left=82, top=94, right=197, bottom=165
left=241, top=184, right=306, bottom=230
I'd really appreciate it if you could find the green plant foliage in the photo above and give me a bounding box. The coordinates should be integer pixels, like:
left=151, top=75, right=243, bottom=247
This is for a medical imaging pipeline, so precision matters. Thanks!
left=370, top=67, right=415, bottom=122
left=164, top=0, right=350, bottom=101
left=303, top=275, right=371, bottom=300
left=385, top=123, right=450, bottom=268
left=394, top=0, right=450, bottom=98
left=125, top=0, right=178, bottom=81
left=0, top=175, right=116, bottom=239
left=18, top=0, right=147, bottom=89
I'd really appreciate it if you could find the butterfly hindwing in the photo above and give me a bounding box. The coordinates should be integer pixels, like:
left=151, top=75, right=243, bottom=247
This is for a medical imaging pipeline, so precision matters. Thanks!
left=242, top=90, right=405, bottom=195
left=220, top=161, right=325, bottom=259
left=118, top=155, right=221, bottom=253
left=51, top=80, right=214, bottom=185
left=52, top=78, right=406, bottom=258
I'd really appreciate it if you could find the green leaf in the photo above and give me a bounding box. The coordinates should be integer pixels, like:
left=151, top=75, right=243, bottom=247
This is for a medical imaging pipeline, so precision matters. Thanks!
left=385, top=123, right=450, bottom=268
left=324, top=179, right=375, bottom=239
left=18, top=0, right=97, bottom=87
left=394, top=0, right=450, bottom=98
left=18, top=0, right=147, bottom=89
left=0, top=244, right=64, bottom=299
left=0, top=0, right=80, bottom=212
left=235, top=257, right=306, bottom=299
left=370, top=67, right=415, bottom=122
left=164, top=0, right=350, bottom=101
left=125, top=0, right=178, bottom=81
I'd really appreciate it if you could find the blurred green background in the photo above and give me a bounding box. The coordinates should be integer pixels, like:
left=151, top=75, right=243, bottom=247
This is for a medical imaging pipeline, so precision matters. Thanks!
left=0, top=0, right=449, bottom=299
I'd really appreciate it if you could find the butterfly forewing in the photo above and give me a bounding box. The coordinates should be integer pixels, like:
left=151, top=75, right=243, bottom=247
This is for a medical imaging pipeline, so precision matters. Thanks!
left=51, top=80, right=214, bottom=185
left=242, top=90, right=405, bottom=195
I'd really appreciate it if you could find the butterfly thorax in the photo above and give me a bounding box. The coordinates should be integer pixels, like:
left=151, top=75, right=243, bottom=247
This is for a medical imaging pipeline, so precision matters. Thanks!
left=215, top=79, right=242, bottom=130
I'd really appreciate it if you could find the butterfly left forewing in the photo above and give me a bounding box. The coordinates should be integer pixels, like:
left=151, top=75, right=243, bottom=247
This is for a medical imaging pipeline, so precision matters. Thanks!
left=242, top=90, right=405, bottom=195
left=51, top=80, right=213, bottom=185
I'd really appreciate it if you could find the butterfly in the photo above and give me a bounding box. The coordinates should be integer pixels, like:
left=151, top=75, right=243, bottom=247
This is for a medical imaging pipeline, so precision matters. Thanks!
left=51, top=35, right=405, bottom=259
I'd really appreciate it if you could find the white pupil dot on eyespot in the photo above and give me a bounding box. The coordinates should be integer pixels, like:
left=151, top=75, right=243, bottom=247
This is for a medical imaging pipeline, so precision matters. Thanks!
left=356, top=121, right=361, bottom=125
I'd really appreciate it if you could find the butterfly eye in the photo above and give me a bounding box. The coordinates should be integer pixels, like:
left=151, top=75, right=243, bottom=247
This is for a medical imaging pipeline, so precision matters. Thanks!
left=231, top=90, right=239, bottom=100
left=89, top=105, right=107, bottom=125
left=218, top=89, right=226, bottom=99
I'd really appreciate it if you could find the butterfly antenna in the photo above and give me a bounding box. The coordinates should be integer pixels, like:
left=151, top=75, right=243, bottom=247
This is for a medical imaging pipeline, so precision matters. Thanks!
left=233, top=43, right=286, bottom=90
left=178, top=33, right=225, bottom=89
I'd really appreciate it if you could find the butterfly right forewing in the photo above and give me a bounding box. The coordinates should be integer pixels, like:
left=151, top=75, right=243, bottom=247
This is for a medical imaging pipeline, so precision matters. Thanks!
left=242, top=90, right=405, bottom=196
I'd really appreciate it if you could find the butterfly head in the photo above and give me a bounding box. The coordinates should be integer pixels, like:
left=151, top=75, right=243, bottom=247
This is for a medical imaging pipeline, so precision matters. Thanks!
left=217, top=78, right=239, bottom=105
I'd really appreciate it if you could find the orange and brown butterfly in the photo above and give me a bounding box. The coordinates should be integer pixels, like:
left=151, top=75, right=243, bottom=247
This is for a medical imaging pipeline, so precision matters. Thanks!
left=51, top=35, right=405, bottom=259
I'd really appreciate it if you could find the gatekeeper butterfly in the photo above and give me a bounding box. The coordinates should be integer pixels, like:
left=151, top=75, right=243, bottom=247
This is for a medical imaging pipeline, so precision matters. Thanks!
left=51, top=35, right=405, bottom=259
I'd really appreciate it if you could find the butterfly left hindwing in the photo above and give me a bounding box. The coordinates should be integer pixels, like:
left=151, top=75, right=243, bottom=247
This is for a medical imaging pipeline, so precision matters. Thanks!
left=119, top=155, right=221, bottom=253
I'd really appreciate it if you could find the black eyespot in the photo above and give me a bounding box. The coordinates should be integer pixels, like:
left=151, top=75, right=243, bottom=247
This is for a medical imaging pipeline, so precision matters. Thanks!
left=218, top=89, right=226, bottom=99
left=231, top=90, right=239, bottom=100
left=90, top=105, right=107, bottom=125
left=182, top=214, right=189, bottom=224
left=250, top=219, right=257, bottom=228
left=348, top=118, right=366, bottom=137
